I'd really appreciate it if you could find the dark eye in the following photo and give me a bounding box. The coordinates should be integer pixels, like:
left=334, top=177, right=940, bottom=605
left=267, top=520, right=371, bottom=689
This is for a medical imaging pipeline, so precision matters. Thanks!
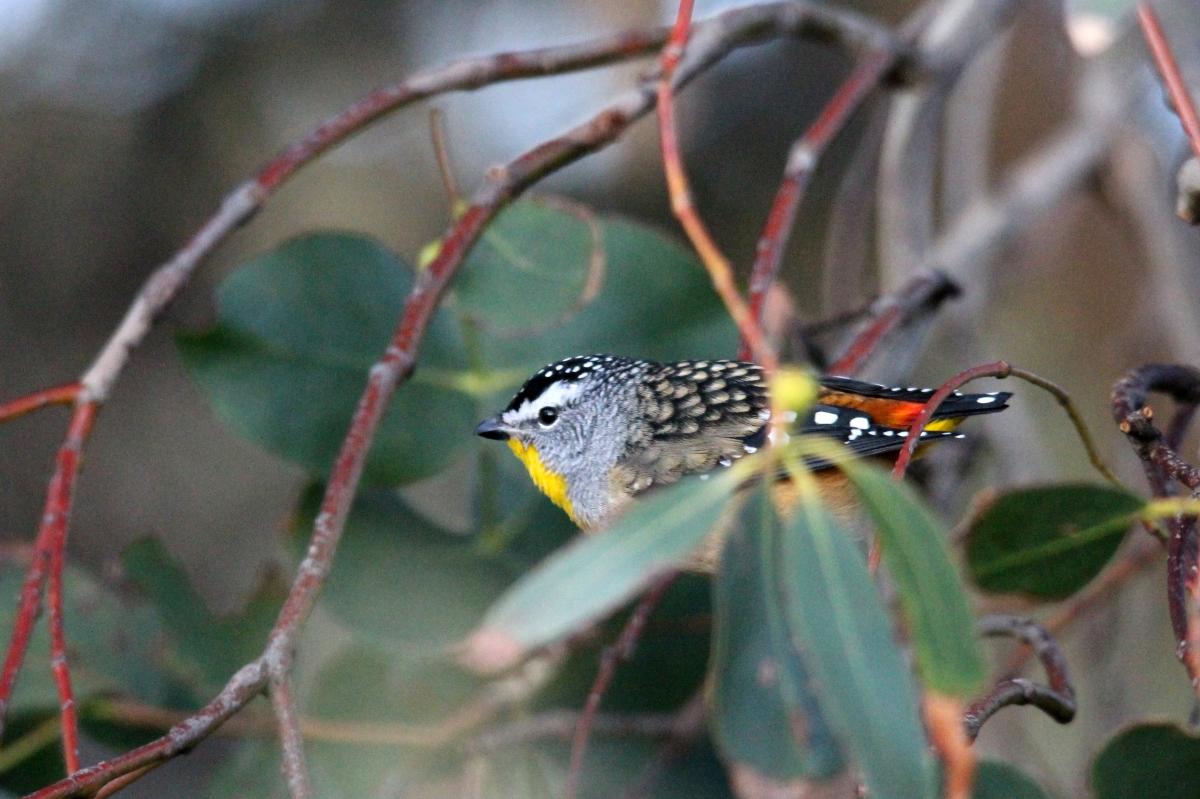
left=538, top=406, right=559, bottom=427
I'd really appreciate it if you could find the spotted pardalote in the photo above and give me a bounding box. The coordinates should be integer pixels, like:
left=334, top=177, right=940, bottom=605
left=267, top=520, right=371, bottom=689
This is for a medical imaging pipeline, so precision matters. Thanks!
left=475, top=355, right=1011, bottom=531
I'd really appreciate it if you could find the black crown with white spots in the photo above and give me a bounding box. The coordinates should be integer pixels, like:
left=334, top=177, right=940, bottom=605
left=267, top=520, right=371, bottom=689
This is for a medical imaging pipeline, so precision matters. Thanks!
left=504, top=355, right=648, bottom=412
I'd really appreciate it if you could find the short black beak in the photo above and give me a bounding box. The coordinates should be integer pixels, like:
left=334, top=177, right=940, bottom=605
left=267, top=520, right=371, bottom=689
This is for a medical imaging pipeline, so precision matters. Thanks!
left=475, top=416, right=510, bottom=441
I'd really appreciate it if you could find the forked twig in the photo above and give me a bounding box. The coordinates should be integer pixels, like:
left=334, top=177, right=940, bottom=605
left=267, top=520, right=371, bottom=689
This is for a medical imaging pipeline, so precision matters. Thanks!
left=964, top=615, right=1076, bottom=742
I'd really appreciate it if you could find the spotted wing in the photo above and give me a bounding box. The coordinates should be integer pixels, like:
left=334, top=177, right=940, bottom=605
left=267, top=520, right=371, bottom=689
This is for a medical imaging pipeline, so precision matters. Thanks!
left=800, top=402, right=963, bottom=467
left=818, top=376, right=1011, bottom=429
left=615, top=359, right=768, bottom=494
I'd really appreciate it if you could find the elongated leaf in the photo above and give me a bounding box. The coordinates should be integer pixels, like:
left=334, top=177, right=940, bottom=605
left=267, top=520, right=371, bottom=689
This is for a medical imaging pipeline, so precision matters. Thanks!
left=177, top=232, right=473, bottom=486
left=1091, top=722, right=1200, bottom=799
left=778, top=499, right=936, bottom=799
left=710, top=486, right=843, bottom=780
left=966, top=484, right=1144, bottom=599
left=842, top=465, right=985, bottom=696
left=462, top=470, right=741, bottom=672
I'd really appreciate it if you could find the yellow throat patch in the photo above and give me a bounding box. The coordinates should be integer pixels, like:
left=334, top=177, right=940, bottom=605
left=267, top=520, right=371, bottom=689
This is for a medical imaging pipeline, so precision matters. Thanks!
left=506, top=439, right=579, bottom=525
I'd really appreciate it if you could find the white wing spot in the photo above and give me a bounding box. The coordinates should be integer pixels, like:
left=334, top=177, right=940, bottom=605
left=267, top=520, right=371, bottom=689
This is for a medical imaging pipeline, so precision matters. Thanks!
left=813, top=411, right=839, bottom=425
left=976, top=396, right=997, bottom=404
left=849, top=416, right=869, bottom=430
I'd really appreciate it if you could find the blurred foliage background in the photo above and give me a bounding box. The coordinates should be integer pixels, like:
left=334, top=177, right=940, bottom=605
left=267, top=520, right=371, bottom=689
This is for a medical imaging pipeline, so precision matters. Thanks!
left=2, top=0, right=1200, bottom=796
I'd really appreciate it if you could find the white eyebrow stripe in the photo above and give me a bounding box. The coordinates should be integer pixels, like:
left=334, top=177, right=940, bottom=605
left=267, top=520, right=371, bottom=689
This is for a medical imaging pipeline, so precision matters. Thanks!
left=504, top=380, right=586, bottom=423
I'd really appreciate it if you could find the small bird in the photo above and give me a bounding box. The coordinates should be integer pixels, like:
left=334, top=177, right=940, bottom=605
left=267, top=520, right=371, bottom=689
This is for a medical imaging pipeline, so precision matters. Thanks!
left=475, top=355, right=1011, bottom=531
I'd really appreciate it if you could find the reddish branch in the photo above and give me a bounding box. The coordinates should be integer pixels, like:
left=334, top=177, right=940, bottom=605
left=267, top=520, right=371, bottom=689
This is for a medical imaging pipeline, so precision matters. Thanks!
left=0, top=402, right=96, bottom=772
left=564, top=573, right=677, bottom=799
left=890, top=361, right=1012, bottom=481
left=19, top=4, right=901, bottom=796
left=963, top=615, right=1075, bottom=743
left=656, top=0, right=777, bottom=371
left=0, top=384, right=80, bottom=424
left=1137, top=3, right=1200, bottom=161
left=742, top=48, right=896, bottom=361
left=1111, top=364, right=1200, bottom=695
left=825, top=269, right=961, bottom=376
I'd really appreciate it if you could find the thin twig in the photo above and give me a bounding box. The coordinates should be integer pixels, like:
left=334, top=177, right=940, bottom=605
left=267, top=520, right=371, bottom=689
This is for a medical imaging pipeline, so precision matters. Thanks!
left=742, top=47, right=896, bottom=362
left=92, top=765, right=160, bottom=799
left=825, top=269, right=961, bottom=377
left=564, top=572, right=677, bottom=799
left=0, top=384, right=80, bottom=425
left=0, top=403, right=96, bottom=745
left=964, top=615, right=1076, bottom=743
left=48, top=528, right=79, bottom=775
left=430, top=108, right=462, bottom=208
left=270, top=674, right=311, bottom=799
left=1137, top=3, right=1200, bottom=160
left=1010, top=367, right=1122, bottom=486
left=656, top=0, right=777, bottom=371
left=465, top=709, right=678, bottom=754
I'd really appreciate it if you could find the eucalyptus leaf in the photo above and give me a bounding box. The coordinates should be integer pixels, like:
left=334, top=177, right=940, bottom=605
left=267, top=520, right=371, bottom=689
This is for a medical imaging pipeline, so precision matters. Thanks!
left=966, top=484, right=1144, bottom=599
left=1091, top=722, right=1200, bottom=799
left=475, top=216, right=737, bottom=382
left=463, top=470, right=741, bottom=672
left=455, top=198, right=596, bottom=334
left=842, top=464, right=985, bottom=696
left=778, top=498, right=936, bottom=799
left=710, top=485, right=843, bottom=780
left=178, top=232, right=473, bottom=486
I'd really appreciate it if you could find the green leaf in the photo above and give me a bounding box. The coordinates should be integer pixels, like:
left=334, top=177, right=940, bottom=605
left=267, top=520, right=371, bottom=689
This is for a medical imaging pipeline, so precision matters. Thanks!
left=291, top=485, right=515, bottom=651
left=121, top=538, right=284, bottom=692
left=966, top=484, right=1144, bottom=599
left=778, top=499, right=936, bottom=799
left=476, top=216, right=736, bottom=376
left=455, top=198, right=596, bottom=334
left=1091, top=722, right=1200, bottom=799
left=463, top=470, right=741, bottom=672
left=177, top=232, right=474, bottom=486
left=841, top=464, right=985, bottom=696
left=710, top=486, right=843, bottom=780
left=972, top=760, right=1054, bottom=799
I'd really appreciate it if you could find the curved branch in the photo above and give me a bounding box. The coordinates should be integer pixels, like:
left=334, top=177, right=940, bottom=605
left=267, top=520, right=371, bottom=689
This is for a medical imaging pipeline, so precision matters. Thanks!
left=1112, top=364, right=1200, bottom=699
left=964, top=615, right=1076, bottom=743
